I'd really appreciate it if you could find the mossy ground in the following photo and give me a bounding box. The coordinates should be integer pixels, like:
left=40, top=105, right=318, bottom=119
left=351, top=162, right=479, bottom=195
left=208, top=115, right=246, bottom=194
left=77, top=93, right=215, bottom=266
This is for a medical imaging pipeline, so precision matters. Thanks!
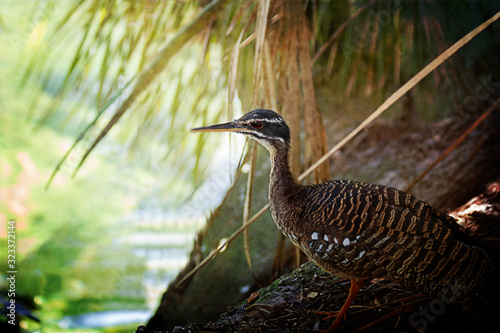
left=143, top=260, right=495, bottom=333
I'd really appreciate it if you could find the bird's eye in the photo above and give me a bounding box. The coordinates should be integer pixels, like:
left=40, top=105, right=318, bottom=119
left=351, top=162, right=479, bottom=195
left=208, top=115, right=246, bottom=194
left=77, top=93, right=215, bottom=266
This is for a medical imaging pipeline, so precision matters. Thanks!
left=251, top=121, right=263, bottom=129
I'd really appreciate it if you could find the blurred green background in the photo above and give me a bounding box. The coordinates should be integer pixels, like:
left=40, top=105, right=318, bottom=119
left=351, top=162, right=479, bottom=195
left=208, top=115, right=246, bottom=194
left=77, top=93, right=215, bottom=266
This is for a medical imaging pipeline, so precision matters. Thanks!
left=0, top=1, right=221, bottom=331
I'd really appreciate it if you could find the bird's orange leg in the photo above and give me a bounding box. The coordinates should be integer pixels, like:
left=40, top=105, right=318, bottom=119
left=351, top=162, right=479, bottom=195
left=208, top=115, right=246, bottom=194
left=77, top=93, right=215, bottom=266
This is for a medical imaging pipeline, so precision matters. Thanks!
left=320, top=277, right=364, bottom=333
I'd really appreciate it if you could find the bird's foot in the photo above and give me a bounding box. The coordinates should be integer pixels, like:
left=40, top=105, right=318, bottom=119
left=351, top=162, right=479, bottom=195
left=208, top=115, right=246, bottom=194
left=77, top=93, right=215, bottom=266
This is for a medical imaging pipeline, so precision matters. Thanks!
left=317, top=312, right=344, bottom=333
left=315, top=278, right=364, bottom=332
left=313, top=310, right=340, bottom=320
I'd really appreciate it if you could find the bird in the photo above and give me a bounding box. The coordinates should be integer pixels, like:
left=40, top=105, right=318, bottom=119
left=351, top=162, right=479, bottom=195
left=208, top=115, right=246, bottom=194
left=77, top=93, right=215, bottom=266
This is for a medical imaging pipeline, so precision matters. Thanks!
left=191, top=108, right=492, bottom=332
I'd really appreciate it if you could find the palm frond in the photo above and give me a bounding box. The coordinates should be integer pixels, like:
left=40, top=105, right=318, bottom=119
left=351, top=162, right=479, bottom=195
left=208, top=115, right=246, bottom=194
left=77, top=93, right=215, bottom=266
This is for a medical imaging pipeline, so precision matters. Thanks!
left=22, top=0, right=232, bottom=187
left=73, top=0, right=227, bottom=175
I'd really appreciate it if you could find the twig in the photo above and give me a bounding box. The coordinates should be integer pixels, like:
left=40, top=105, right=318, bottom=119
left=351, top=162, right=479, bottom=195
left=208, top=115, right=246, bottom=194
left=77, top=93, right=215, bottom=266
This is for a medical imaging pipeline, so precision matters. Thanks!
left=243, top=142, right=260, bottom=284
left=353, top=297, right=428, bottom=332
left=176, top=204, right=269, bottom=288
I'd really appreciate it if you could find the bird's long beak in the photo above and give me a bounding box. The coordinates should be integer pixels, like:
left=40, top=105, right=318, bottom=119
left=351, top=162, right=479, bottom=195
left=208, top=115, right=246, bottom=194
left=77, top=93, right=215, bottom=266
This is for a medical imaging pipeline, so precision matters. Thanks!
left=191, top=121, right=244, bottom=133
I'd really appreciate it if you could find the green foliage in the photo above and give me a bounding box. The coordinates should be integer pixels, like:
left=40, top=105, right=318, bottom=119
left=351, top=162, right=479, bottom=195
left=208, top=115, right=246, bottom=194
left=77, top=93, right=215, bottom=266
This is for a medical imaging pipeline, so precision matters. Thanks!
left=0, top=99, right=146, bottom=327
left=20, top=0, right=232, bottom=189
left=0, top=2, right=152, bottom=329
left=313, top=0, right=500, bottom=103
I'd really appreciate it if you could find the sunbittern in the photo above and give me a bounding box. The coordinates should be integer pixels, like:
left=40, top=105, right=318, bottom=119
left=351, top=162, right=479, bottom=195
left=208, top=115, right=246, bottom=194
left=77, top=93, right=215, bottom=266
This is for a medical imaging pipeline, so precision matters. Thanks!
left=191, top=109, right=492, bottom=332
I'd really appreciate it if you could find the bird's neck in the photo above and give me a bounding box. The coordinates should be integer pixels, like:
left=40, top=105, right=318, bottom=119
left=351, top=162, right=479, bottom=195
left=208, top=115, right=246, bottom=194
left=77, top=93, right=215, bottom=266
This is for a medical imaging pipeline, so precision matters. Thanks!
left=268, top=143, right=298, bottom=197
left=267, top=143, right=302, bottom=241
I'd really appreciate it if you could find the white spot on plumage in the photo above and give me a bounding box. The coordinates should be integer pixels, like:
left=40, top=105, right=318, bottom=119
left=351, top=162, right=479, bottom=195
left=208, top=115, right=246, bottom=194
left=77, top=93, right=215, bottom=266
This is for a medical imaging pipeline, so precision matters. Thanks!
left=326, top=243, right=334, bottom=253
left=357, top=250, right=366, bottom=260
left=334, top=237, right=339, bottom=244
left=323, top=234, right=329, bottom=242
left=311, top=232, right=318, bottom=240
left=343, top=238, right=350, bottom=246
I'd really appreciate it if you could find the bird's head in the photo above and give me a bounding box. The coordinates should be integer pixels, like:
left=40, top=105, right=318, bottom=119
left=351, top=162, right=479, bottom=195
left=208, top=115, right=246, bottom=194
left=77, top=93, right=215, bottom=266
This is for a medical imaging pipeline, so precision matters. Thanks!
left=191, top=109, right=291, bottom=152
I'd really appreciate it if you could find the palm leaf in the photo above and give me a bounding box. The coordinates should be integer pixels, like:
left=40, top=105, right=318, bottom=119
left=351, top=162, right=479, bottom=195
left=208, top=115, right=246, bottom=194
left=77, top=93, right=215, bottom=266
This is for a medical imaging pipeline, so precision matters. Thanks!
left=44, top=75, right=134, bottom=188
left=70, top=0, right=227, bottom=176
